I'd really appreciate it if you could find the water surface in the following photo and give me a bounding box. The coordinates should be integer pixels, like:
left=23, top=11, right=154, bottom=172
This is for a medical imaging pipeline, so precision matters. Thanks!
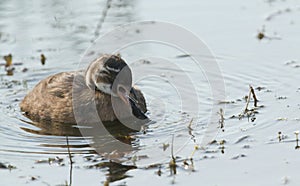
left=0, top=0, right=300, bottom=185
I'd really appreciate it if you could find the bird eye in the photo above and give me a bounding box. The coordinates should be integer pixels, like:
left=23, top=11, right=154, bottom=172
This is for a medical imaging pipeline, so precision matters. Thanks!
left=118, top=86, right=126, bottom=94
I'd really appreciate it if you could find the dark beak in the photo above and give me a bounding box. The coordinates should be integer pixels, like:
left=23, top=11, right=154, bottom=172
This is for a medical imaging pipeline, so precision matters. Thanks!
left=129, top=98, right=148, bottom=120
left=118, top=85, right=148, bottom=120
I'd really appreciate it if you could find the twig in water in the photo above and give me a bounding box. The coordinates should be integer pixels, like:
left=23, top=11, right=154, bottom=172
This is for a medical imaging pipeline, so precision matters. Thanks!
left=183, top=158, right=195, bottom=172
left=169, top=134, right=176, bottom=175
left=219, top=140, right=226, bottom=154
left=278, top=131, right=282, bottom=142
left=250, top=86, right=258, bottom=107
left=66, top=136, right=73, bottom=186
left=187, top=118, right=193, bottom=129
left=257, top=26, right=281, bottom=41
left=295, top=131, right=299, bottom=149
left=66, top=136, right=73, bottom=164
left=190, top=145, right=199, bottom=159
left=187, top=118, right=196, bottom=143
left=92, top=0, right=113, bottom=42
left=238, top=85, right=260, bottom=121
left=244, top=87, right=252, bottom=113
left=218, top=108, right=225, bottom=132
left=171, top=134, right=175, bottom=160
left=4, top=54, right=12, bottom=67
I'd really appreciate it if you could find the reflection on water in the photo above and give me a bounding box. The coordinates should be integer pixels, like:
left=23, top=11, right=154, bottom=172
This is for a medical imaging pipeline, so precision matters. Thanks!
left=0, top=0, right=214, bottom=182
left=0, top=0, right=138, bottom=149
left=88, top=161, right=137, bottom=182
left=20, top=119, right=82, bottom=136
left=0, top=0, right=299, bottom=185
left=0, top=0, right=140, bottom=166
left=19, top=118, right=143, bottom=154
left=0, top=0, right=137, bottom=72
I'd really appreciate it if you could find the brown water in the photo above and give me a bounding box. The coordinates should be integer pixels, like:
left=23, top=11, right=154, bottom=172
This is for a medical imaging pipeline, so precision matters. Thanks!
left=1, top=0, right=300, bottom=185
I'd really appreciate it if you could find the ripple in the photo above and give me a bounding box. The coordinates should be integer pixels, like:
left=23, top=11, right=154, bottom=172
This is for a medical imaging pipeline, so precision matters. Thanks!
left=0, top=31, right=16, bottom=44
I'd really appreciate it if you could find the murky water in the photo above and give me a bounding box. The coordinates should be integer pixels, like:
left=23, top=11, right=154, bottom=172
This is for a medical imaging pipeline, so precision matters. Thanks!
left=1, top=0, right=300, bottom=185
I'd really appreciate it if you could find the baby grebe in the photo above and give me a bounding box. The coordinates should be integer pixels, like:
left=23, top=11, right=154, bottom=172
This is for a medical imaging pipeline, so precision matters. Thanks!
left=20, top=54, right=147, bottom=124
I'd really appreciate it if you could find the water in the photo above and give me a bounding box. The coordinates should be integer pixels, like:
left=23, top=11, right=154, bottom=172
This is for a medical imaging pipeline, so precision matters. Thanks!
left=1, top=0, right=300, bottom=185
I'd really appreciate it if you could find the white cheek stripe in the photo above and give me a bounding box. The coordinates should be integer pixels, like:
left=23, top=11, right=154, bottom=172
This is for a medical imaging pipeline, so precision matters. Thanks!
left=106, top=66, right=120, bottom=72
left=95, top=82, right=117, bottom=96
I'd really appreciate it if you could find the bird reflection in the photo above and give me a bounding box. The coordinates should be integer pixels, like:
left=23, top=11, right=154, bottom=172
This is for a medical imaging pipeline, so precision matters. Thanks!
left=20, top=118, right=144, bottom=154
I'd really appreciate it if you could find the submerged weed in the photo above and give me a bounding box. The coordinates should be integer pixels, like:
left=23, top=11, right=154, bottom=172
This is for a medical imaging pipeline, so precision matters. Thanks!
left=295, top=131, right=299, bottom=149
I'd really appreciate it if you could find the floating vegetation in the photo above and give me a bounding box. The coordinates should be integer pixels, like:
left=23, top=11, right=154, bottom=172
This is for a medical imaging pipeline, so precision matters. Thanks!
left=242, top=145, right=251, bottom=149
left=131, top=155, right=148, bottom=165
left=0, top=78, right=25, bottom=89
left=66, top=136, right=73, bottom=186
left=22, top=68, right=28, bottom=72
left=285, top=60, right=297, bottom=66
left=6, top=67, right=14, bottom=76
left=187, top=118, right=193, bottom=129
left=231, top=154, right=247, bottom=160
left=278, top=131, right=282, bottom=142
left=182, top=158, right=195, bottom=172
left=144, top=163, right=162, bottom=170
left=207, top=139, right=227, bottom=154
left=235, top=135, right=251, bottom=144
left=219, top=140, right=226, bottom=154
left=141, top=59, right=151, bottom=65
left=294, top=131, right=299, bottom=149
left=275, top=131, right=289, bottom=142
left=218, top=108, right=225, bottom=132
left=169, top=158, right=177, bottom=175
left=162, top=143, right=170, bottom=151
left=276, top=117, right=288, bottom=121
left=156, top=166, right=162, bottom=176
left=276, top=95, right=287, bottom=100
left=169, top=135, right=177, bottom=175
left=88, top=161, right=136, bottom=183
left=35, top=156, right=64, bottom=165
left=0, top=162, right=7, bottom=169
left=257, top=31, right=265, bottom=40
left=285, top=60, right=300, bottom=68
left=230, top=85, right=263, bottom=122
left=204, top=149, right=219, bottom=154
left=201, top=155, right=216, bottom=160
left=256, top=26, right=281, bottom=40
left=30, top=176, right=39, bottom=181
left=187, top=118, right=197, bottom=143
left=218, top=100, right=235, bottom=104
left=208, top=140, right=217, bottom=145
left=256, top=86, right=266, bottom=91
left=40, top=54, right=46, bottom=65
left=1, top=53, right=25, bottom=76
left=3, top=53, right=14, bottom=76
left=190, top=145, right=199, bottom=158
left=0, top=162, right=16, bottom=170
left=3, top=53, right=12, bottom=67
left=175, top=54, right=191, bottom=58
left=265, top=7, right=295, bottom=22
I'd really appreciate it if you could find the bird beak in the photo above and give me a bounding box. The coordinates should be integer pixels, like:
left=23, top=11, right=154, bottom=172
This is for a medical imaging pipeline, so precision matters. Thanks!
left=117, top=85, right=130, bottom=105
left=117, top=85, right=148, bottom=120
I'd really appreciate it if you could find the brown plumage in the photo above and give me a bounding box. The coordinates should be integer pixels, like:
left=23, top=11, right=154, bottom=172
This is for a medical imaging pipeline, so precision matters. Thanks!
left=20, top=54, right=147, bottom=124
